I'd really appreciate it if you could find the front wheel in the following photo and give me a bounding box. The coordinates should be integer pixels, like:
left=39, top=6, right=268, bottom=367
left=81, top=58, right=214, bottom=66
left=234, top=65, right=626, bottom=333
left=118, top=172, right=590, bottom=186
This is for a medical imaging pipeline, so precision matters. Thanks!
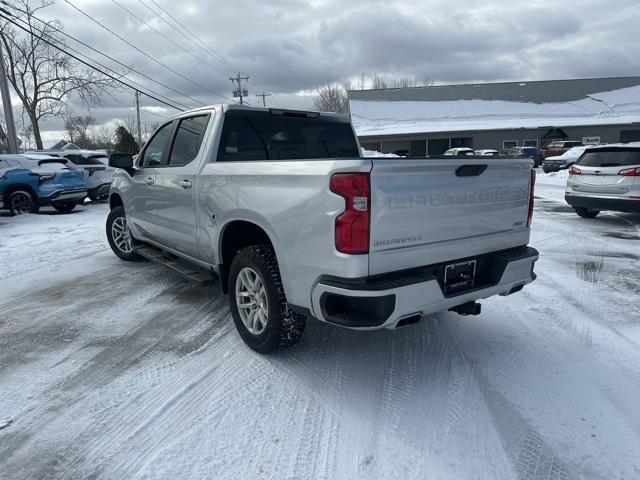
left=229, top=245, right=306, bottom=353
left=52, top=201, right=78, bottom=213
left=106, top=206, right=142, bottom=261
left=574, top=207, right=600, bottom=218
left=8, top=190, right=39, bottom=215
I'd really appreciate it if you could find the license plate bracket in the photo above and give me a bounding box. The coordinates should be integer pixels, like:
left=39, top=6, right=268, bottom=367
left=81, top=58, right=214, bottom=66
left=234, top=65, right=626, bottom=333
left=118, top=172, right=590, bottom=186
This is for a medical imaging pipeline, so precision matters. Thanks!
left=444, top=260, right=477, bottom=295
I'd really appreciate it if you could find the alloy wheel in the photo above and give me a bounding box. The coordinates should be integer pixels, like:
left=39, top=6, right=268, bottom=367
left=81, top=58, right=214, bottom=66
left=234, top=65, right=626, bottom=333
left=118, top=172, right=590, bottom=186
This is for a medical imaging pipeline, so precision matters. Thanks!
left=235, top=267, right=269, bottom=335
left=111, top=216, right=133, bottom=254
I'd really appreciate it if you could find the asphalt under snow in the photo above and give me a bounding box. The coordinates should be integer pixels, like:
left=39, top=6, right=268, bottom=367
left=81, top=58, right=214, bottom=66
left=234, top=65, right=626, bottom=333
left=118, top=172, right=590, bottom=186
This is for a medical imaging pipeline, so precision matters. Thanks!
left=0, top=172, right=639, bottom=479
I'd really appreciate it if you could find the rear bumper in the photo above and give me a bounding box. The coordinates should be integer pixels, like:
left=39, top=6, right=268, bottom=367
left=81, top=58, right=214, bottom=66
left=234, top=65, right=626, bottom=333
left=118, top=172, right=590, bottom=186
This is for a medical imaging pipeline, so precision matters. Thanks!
left=310, top=246, right=539, bottom=330
left=39, top=189, right=87, bottom=206
left=565, top=194, right=640, bottom=213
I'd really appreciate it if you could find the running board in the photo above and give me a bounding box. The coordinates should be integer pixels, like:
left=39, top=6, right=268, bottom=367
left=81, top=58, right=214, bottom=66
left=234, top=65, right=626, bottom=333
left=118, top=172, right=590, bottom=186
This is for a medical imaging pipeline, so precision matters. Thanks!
left=135, top=246, right=217, bottom=286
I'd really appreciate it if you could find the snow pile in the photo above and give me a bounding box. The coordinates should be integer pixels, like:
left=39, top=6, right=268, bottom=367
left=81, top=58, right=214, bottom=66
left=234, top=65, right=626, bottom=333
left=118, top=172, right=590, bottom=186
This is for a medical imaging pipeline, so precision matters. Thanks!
left=350, top=84, right=640, bottom=136
left=361, top=148, right=401, bottom=157
left=541, top=168, right=569, bottom=182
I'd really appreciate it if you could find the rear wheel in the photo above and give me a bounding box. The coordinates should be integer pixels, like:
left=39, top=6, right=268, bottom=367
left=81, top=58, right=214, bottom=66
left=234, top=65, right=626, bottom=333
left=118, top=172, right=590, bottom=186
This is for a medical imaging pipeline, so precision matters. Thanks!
left=574, top=207, right=600, bottom=218
left=8, top=190, right=38, bottom=215
left=229, top=245, right=305, bottom=353
left=89, top=193, right=109, bottom=203
left=52, top=201, right=78, bottom=213
left=106, top=206, right=142, bottom=261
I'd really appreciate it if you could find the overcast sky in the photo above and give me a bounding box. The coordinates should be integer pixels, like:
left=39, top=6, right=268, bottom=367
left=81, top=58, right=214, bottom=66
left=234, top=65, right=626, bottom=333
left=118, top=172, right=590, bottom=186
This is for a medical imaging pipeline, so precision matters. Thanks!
left=13, top=0, right=640, bottom=142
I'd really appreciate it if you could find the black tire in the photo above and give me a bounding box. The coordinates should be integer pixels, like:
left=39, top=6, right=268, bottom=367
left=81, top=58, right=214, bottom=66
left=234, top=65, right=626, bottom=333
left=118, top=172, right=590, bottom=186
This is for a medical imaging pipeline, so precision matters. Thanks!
left=89, top=193, right=109, bottom=203
left=228, top=245, right=306, bottom=353
left=52, top=201, right=77, bottom=213
left=574, top=207, right=600, bottom=219
left=8, top=190, right=39, bottom=215
left=106, top=206, right=142, bottom=261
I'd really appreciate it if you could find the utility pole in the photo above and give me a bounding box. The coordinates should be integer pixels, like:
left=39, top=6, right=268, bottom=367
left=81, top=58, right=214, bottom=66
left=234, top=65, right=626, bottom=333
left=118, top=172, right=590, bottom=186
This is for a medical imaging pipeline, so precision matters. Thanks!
left=229, top=73, right=249, bottom=105
left=256, top=92, right=271, bottom=107
left=134, top=90, right=142, bottom=148
left=0, top=41, right=19, bottom=153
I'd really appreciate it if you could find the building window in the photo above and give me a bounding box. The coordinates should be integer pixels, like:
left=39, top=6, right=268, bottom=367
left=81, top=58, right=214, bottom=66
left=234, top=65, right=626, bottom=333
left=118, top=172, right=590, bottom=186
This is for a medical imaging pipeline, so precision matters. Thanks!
left=523, top=139, right=538, bottom=147
left=503, top=140, right=518, bottom=150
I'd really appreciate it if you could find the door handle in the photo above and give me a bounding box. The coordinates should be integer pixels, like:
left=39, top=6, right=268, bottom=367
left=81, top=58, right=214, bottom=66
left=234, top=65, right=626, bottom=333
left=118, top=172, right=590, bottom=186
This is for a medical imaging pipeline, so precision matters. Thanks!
left=178, top=179, right=192, bottom=189
left=145, top=177, right=155, bottom=185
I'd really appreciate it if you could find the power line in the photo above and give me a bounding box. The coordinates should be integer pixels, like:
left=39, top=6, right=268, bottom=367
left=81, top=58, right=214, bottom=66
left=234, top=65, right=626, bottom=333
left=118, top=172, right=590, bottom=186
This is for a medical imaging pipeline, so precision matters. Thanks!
left=111, top=0, right=234, bottom=79
left=141, top=108, right=169, bottom=120
left=63, top=0, right=234, bottom=102
left=0, top=4, right=193, bottom=111
left=0, top=8, right=185, bottom=111
left=1, top=0, right=205, bottom=109
left=139, top=0, right=274, bottom=106
left=144, top=0, right=240, bottom=74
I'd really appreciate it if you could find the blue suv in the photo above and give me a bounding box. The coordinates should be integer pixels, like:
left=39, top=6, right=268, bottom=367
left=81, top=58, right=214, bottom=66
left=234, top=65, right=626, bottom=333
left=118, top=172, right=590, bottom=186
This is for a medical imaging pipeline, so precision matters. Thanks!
left=0, top=155, right=87, bottom=215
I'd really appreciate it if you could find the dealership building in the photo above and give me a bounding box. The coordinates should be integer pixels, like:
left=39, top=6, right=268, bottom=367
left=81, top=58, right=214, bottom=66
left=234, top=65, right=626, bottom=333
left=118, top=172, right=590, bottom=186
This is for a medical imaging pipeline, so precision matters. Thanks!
left=349, top=76, right=640, bottom=156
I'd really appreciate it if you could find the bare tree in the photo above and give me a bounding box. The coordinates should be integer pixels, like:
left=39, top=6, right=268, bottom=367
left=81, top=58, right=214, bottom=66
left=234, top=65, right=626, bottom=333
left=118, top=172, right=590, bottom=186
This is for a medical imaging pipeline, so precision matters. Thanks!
left=63, top=112, right=96, bottom=148
left=0, top=0, right=115, bottom=149
left=91, top=124, right=115, bottom=151
left=142, top=120, right=160, bottom=143
left=312, top=82, right=349, bottom=113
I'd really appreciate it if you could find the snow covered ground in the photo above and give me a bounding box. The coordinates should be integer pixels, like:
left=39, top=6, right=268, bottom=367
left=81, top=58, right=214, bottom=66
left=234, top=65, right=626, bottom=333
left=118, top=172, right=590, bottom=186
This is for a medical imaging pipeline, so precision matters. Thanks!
left=1, top=179, right=639, bottom=480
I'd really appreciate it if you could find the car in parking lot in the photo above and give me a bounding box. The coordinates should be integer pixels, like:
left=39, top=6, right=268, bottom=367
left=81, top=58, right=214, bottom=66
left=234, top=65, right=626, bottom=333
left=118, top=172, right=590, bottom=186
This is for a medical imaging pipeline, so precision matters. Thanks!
left=565, top=144, right=640, bottom=217
left=474, top=149, right=499, bottom=156
left=443, top=147, right=475, bottom=156
left=25, top=149, right=113, bottom=201
left=542, top=146, right=588, bottom=173
left=0, top=155, right=87, bottom=215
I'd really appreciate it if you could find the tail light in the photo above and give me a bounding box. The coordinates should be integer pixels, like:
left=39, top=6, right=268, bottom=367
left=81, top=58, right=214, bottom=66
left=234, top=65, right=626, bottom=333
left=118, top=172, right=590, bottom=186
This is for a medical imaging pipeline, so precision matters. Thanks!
left=527, top=169, right=536, bottom=228
left=330, top=173, right=370, bottom=254
left=29, top=172, right=56, bottom=183
left=618, top=167, right=640, bottom=176
left=569, top=165, right=581, bottom=175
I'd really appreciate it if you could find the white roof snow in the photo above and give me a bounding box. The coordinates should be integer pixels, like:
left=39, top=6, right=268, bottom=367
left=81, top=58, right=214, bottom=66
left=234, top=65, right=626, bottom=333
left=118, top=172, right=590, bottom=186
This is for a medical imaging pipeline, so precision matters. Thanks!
left=350, top=84, right=640, bottom=137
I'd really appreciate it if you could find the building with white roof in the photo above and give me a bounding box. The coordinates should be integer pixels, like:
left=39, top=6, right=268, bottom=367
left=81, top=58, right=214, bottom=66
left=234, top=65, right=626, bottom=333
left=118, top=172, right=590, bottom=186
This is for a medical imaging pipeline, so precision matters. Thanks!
left=349, top=76, right=640, bottom=156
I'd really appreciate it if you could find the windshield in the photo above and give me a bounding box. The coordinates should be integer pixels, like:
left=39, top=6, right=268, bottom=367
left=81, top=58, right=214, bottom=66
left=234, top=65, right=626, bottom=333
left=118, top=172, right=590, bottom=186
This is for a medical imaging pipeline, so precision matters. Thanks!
left=577, top=148, right=640, bottom=167
left=217, top=110, right=359, bottom=161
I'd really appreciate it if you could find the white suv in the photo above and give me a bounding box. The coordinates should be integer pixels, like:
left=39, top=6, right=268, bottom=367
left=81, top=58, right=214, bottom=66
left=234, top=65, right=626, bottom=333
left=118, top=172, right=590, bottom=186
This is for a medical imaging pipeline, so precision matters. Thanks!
left=565, top=144, right=640, bottom=218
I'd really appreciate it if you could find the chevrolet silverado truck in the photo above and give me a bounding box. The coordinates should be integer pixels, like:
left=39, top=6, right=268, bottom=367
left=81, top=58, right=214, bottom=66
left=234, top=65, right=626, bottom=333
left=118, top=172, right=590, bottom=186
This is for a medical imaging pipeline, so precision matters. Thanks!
left=106, top=105, right=538, bottom=353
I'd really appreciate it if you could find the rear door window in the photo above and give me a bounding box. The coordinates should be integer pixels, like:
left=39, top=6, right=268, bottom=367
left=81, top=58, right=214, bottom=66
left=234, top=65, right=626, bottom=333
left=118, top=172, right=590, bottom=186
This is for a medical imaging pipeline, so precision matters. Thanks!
left=578, top=149, right=640, bottom=167
left=216, top=110, right=359, bottom=162
left=167, top=115, right=210, bottom=167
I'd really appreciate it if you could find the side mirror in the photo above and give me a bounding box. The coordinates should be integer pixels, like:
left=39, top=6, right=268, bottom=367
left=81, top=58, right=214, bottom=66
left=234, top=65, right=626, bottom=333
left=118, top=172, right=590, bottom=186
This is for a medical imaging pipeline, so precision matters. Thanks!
left=109, top=153, right=134, bottom=169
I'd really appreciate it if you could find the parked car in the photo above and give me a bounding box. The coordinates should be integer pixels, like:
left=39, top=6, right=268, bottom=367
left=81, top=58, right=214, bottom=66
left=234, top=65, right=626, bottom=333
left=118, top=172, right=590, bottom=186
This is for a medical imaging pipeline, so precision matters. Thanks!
left=0, top=155, right=87, bottom=215
left=106, top=105, right=538, bottom=353
left=542, top=146, right=588, bottom=173
left=542, top=141, right=583, bottom=160
left=517, top=147, right=543, bottom=167
left=25, top=149, right=113, bottom=201
left=474, top=149, right=499, bottom=156
left=565, top=144, right=640, bottom=217
left=443, top=147, right=475, bottom=156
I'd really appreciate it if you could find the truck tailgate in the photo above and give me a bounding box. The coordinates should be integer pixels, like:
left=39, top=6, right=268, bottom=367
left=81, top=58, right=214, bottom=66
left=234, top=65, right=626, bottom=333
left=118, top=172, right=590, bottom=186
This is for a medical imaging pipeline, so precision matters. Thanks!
left=368, top=158, right=533, bottom=275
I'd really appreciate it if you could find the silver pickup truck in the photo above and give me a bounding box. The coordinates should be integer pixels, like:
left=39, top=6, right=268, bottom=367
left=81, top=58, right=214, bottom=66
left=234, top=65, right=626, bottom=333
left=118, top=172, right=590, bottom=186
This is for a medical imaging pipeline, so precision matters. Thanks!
left=107, top=105, right=538, bottom=353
